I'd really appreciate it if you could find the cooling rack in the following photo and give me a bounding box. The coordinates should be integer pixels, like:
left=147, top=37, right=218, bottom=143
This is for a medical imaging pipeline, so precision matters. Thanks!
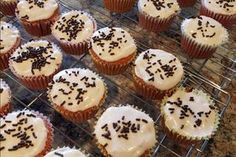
left=0, top=0, right=235, bottom=156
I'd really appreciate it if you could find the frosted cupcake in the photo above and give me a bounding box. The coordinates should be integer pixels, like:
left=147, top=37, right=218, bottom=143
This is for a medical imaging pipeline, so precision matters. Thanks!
left=94, top=105, right=156, bottom=157
left=200, top=0, right=236, bottom=27
left=138, top=0, right=180, bottom=32
left=133, top=49, right=184, bottom=100
left=181, top=16, right=228, bottom=58
left=0, top=21, right=21, bottom=70
left=48, top=68, right=107, bottom=123
left=45, top=147, right=87, bottom=157
left=0, top=79, right=11, bottom=116
left=9, top=40, right=63, bottom=89
left=103, top=0, right=136, bottom=13
left=52, top=10, right=97, bottom=55
left=0, top=110, right=53, bottom=156
left=16, top=0, right=60, bottom=36
left=0, top=0, right=17, bottom=16
left=90, top=27, right=137, bottom=75
left=161, top=88, right=220, bottom=144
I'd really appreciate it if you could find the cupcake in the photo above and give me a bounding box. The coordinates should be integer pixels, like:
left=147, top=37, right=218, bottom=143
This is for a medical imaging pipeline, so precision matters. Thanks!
left=51, top=10, right=97, bottom=55
left=177, top=0, right=197, bottom=7
left=47, top=68, right=107, bottom=123
left=0, top=21, right=21, bottom=70
left=0, top=0, right=17, bottom=16
left=16, top=0, right=60, bottom=37
left=89, top=27, right=137, bottom=75
left=45, top=147, right=87, bottom=157
left=0, top=110, right=53, bottom=156
left=103, top=0, right=136, bottom=13
left=181, top=16, right=228, bottom=58
left=200, top=0, right=236, bottom=27
left=138, top=0, right=180, bottom=32
left=0, top=79, right=11, bottom=116
left=133, top=49, right=184, bottom=100
left=9, top=40, right=63, bottom=90
left=94, top=105, right=156, bottom=157
left=161, top=88, right=220, bottom=144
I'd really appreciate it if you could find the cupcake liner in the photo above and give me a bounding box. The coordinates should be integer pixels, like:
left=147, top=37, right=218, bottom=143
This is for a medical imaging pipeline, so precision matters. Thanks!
left=138, top=11, right=177, bottom=33
left=200, top=2, right=236, bottom=27
left=93, top=104, right=158, bottom=157
left=160, top=87, right=220, bottom=144
left=132, top=71, right=178, bottom=100
left=0, top=103, right=11, bottom=117
left=0, top=1, right=17, bottom=16
left=103, top=0, right=136, bottom=13
left=53, top=11, right=97, bottom=55
left=17, top=7, right=60, bottom=37
left=177, top=0, right=197, bottom=7
left=89, top=48, right=136, bottom=75
left=0, top=37, right=21, bottom=70
left=47, top=69, right=107, bottom=123
left=181, top=33, right=217, bottom=58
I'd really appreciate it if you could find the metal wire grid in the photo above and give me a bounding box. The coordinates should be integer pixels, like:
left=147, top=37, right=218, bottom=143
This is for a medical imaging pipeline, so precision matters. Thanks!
left=0, top=0, right=235, bottom=156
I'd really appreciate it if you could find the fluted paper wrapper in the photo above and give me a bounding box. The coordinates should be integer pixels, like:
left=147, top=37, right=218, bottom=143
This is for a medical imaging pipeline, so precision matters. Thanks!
left=103, top=0, right=136, bottom=13
left=0, top=103, right=11, bottom=117
left=0, top=1, right=17, bottom=16
left=138, top=11, right=176, bottom=33
left=181, top=33, right=217, bottom=59
left=89, top=48, right=136, bottom=75
left=17, top=7, right=60, bottom=37
left=200, top=1, right=236, bottom=27
left=177, top=0, right=197, bottom=7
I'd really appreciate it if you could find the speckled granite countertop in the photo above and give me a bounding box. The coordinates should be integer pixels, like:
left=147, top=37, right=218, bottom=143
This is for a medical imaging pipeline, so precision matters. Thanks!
left=0, top=0, right=235, bottom=157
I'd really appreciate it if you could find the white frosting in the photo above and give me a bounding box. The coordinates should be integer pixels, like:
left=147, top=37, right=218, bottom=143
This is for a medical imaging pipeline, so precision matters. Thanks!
left=0, top=79, right=11, bottom=107
left=202, top=0, right=236, bottom=15
left=94, top=106, right=156, bottom=157
left=48, top=68, right=106, bottom=112
left=91, top=27, right=137, bottom=62
left=45, top=147, right=87, bottom=157
left=162, top=88, right=219, bottom=138
left=134, top=49, right=183, bottom=90
left=138, top=0, right=180, bottom=18
left=0, top=21, right=20, bottom=54
left=181, top=16, right=228, bottom=46
left=0, top=110, right=48, bottom=157
left=16, top=0, right=58, bottom=22
left=9, top=40, right=62, bottom=77
left=52, top=10, right=95, bottom=44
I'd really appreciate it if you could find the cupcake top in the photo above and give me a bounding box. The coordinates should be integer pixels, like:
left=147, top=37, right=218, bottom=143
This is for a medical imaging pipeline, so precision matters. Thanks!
left=0, top=21, right=20, bottom=54
left=134, top=49, right=183, bottom=90
left=9, top=40, right=62, bottom=77
left=45, top=147, right=87, bottom=157
left=16, top=0, right=58, bottom=22
left=138, top=0, right=180, bottom=18
left=48, top=68, right=106, bottom=112
left=52, top=10, right=96, bottom=44
left=0, top=79, right=11, bottom=107
left=202, top=0, right=236, bottom=15
left=91, top=27, right=137, bottom=62
left=162, top=88, right=219, bottom=139
left=181, top=16, right=228, bottom=46
left=94, top=106, right=156, bottom=157
left=0, top=110, right=49, bottom=157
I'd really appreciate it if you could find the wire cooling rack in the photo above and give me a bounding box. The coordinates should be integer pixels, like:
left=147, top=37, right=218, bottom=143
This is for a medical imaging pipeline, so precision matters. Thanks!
left=0, top=0, right=235, bottom=156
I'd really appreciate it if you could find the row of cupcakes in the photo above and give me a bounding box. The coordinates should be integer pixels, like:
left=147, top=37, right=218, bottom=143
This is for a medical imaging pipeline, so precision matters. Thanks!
left=0, top=0, right=235, bottom=28
left=0, top=84, right=220, bottom=157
